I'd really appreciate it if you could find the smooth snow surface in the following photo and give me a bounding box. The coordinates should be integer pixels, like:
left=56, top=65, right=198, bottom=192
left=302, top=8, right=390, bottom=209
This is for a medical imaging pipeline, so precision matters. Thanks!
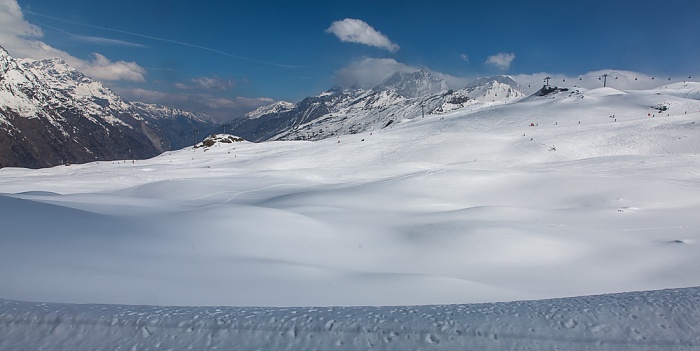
left=2, top=287, right=699, bottom=350
left=1, top=84, right=700, bottom=308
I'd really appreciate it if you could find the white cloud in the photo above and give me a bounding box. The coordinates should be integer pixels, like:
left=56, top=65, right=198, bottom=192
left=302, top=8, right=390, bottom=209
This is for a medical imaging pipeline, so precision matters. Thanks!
left=334, top=58, right=416, bottom=88
left=0, top=0, right=41, bottom=38
left=334, top=57, right=470, bottom=90
left=75, top=53, right=146, bottom=82
left=439, top=73, right=471, bottom=90
left=74, top=35, right=147, bottom=48
left=485, top=52, right=516, bottom=70
left=326, top=18, right=399, bottom=53
left=460, top=54, right=470, bottom=63
left=0, top=0, right=146, bottom=82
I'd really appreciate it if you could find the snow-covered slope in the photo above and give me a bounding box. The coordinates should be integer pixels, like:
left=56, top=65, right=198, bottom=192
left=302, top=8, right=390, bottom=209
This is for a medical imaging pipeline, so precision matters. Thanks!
left=0, top=46, right=217, bottom=168
left=373, top=66, right=450, bottom=98
left=242, top=100, right=295, bottom=119
left=462, top=75, right=525, bottom=103
left=2, top=80, right=700, bottom=348
left=646, top=81, right=700, bottom=101
left=1, top=81, right=699, bottom=307
left=2, top=287, right=699, bottom=350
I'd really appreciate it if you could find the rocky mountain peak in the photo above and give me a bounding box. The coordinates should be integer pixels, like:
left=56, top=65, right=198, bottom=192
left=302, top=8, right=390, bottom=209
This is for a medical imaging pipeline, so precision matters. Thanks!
left=0, top=46, right=23, bottom=74
left=226, top=68, right=528, bottom=144
left=0, top=49, right=218, bottom=168
left=373, top=68, right=449, bottom=98
left=243, top=100, right=295, bottom=120
left=465, top=75, right=524, bottom=91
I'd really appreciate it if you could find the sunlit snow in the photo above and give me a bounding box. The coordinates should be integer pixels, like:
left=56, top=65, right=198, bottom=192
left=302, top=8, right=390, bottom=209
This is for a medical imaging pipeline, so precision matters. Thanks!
left=2, top=83, right=700, bottom=307
left=1, top=82, right=700, bottom=349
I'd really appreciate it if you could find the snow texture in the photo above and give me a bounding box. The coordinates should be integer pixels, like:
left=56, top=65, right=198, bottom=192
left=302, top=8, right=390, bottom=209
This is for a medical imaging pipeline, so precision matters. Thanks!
left=1, top=287, right=699, bottom=350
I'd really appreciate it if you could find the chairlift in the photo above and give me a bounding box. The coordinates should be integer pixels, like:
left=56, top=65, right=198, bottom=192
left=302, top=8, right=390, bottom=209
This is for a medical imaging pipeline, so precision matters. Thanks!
left=635, top=77, right=637, bottom=81
left=563, top=78, right=565, bottom=82
left=652, top=76, right=655, bottom=80
left=668, top=77, right=671, bottom=81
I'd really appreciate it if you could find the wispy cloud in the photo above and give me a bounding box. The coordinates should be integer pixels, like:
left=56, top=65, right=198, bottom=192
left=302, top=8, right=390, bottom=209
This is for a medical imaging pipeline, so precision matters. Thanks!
left=81, top=53, right=146, bottom=82
left=33, top=19, right=148, bottom=48
left=485, top=52, right=516, bottom=70
left=25, top=8, right=300, bottom=71
left=176, top=76, right=235, bottom=91
left=460, top=54, right=470, bottom=63
left=74, top=35, right=147, bottom=48
left=0, top=0, right=146, bottom=82
left=326, top=18, right=399, bottom=53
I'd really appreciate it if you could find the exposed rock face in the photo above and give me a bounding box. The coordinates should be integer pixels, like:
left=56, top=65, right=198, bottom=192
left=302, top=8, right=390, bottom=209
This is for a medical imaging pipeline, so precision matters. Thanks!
left=0, top=47, right=217, bottom=168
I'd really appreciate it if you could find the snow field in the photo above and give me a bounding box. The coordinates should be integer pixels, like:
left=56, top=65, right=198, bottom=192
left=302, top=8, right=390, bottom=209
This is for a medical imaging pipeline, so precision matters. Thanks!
left=1, top=85, right=700, bottom=308
left=2, top=82, right=700, bottom=349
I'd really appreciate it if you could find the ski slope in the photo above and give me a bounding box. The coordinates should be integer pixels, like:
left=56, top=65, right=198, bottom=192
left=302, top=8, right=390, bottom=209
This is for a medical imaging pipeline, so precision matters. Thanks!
left=1, top=83, right=700, bottom=348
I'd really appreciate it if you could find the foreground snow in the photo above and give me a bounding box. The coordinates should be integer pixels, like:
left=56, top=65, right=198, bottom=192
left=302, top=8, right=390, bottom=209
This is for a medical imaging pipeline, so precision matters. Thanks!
left=2, top=287, right=699, bottom=350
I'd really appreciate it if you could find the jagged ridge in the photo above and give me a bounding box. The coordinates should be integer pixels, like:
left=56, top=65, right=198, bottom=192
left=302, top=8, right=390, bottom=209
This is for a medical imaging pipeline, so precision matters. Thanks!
left=0, top=47, right=217, bottom=168
left=227, top=69, right=526, bottom=142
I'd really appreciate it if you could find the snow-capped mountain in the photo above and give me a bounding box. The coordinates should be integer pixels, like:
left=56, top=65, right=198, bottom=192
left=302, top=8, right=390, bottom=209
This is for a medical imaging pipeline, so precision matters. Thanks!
left=243, top=100, right=295, bottom=119
left=227, top=69, right=527, bottom=142
left=373, top=66, right=450, bottom=98
left=0, top=47, right=217, bottom=168
left=463, top=75, right=526, bottom=102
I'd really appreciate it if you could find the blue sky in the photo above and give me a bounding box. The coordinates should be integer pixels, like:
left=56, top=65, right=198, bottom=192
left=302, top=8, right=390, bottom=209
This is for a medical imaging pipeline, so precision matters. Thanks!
left=3, top=0, right=699, bottom=121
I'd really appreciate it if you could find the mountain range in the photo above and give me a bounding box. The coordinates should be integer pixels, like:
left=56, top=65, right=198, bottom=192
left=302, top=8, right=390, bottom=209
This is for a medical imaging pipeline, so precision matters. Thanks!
left=0, top=46, right=569, bottom=169
left=0, top=47, right=217, bottom=168
left=226, top=68, right=525, bottom=142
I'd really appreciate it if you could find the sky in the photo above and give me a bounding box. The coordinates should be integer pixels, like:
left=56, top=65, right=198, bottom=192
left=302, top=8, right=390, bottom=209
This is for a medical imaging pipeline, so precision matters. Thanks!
left=2, top=0, right=699, bottom=122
